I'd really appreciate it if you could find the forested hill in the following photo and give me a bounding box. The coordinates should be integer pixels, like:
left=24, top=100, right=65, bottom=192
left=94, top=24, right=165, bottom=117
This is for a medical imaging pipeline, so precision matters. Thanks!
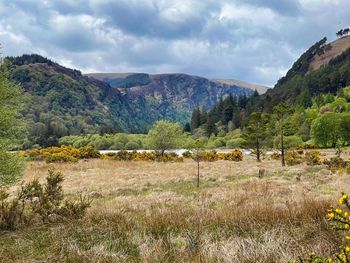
left=6, top=54, right=258, bottom=147
left=248, top=35, right=350, bottom=112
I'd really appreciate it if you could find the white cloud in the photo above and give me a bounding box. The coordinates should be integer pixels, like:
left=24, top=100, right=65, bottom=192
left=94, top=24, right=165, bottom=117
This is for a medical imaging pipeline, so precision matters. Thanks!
left=0, top=0, right=349, bottom=86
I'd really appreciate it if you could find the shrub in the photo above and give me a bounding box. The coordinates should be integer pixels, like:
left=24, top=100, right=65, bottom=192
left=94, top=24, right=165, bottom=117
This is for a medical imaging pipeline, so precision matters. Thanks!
left=104, top=151, right=184, bottom=162
left=0, top=170, right=91, bottom=231
left=226, top=138, right=246, bottom=148
left=294, top=193, right=350, bottom=262
left=270, top=152, right=281, bottom=160
left=23, top=146, right=100, bottom=163
left=196, top=151, right=219, bottom=162
left=182, top=151, right=192, bottom=158
left=125, top=141, right=141, bottom=150
left=305, top=150, right=322, bottom=166
left=274, top=135, right=303, bottom=149
left=218, top=150, right=243, bottom=161
left=323, top=157, right=347, bottom=172
left=285, top=150, right=304, bottom=166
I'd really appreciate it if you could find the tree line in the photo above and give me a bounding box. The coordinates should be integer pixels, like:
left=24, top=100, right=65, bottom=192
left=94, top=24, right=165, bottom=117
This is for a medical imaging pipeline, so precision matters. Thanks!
left=336, top=28, right=350, bottom=38
left=188, top=86, right=350, bottom=165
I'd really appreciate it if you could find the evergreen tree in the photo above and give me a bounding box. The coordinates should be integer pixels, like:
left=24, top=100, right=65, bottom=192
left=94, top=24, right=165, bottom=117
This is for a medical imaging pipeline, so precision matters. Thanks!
left=190, top=107, right=201, bottom=132
left=242, top=112, right=270, bottom=162
left=222, top=94, right=235, bottom=125
left=272, top=103, right=294, bottom=166
left=183, top=122, right=191, bottom=133
left=199, top=107, right=208, bottom=126
left=206, top=112, right=217, bottom=137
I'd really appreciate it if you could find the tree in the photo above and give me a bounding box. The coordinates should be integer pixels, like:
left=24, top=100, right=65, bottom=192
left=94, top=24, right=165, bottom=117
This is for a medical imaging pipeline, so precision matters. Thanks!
left=147, top=120, right=183, bottom=155
left=242, top=112, right=270, bottom=162
left=190, top=107, right=201, bottom=132
left=187, top=139, right=206, bottom=188
left=311, top=112, right=342, bottom=148
left=336, top=29, right=344, bottom=38
left=183, top=122, right=191, bottom=133
left=0, top=58, right=25, bottom=185
left=273, top=103, right=294, bottom=166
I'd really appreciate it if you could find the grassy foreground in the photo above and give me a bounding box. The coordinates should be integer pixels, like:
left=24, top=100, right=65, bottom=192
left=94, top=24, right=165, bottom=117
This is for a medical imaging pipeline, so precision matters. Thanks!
left=1, top=153, right=349, bottom=262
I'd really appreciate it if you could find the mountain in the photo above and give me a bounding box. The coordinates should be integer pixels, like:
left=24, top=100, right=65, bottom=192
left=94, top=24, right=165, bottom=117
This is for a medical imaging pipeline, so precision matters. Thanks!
left=6, top=54, right=260, bottom=146
left=86, top=72, right=268, bottom=94
left=210, top=79, right=269, bottom=94
left=248, top=35, right=350, bottom=112
left=86, top=72, right=261, bottom=120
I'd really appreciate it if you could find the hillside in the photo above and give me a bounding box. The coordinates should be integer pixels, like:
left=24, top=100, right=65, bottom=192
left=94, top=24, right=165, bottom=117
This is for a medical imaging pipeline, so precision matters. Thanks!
left=247, top=36, right=350, bottom=112
left=7, top=55, right=257, bottom=147
left=310, top=35, right=350, bottom=70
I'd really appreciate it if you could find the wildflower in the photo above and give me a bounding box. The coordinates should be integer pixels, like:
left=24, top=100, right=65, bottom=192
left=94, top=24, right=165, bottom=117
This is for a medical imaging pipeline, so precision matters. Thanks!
left=346, top=236, right=350, bottom=240
left=345, top=212, right=349, bottom=217
left=345, top=224, right=350, bottom=229
left=346, top=246, right=350, bottom=252
left=336, top=209, right=342, bottom=214
left=327, top=258, right=333, bottom=263
left=328, top=212, right=335, bottom=219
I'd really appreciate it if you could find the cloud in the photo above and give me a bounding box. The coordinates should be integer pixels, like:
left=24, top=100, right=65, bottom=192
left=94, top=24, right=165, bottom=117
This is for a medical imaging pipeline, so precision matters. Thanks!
left=0, top=0, right=349, bottom=86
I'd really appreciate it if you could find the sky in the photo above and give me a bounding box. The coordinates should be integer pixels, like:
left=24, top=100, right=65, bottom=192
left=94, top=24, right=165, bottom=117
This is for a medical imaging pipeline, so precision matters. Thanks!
left=0, top=0, right=349, bottom=86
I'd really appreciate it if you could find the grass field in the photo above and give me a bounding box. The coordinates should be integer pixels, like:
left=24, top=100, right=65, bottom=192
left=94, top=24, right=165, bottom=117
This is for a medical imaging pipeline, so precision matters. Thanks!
left=1, top=152, right=349, bottom=262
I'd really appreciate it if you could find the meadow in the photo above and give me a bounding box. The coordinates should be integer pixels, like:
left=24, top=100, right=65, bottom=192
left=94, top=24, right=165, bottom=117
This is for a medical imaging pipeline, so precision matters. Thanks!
left=1, top=151, right=349, bottom=262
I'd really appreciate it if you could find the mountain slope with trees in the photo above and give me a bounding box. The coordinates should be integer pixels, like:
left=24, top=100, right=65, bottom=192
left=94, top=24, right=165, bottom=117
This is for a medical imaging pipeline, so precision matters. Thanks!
left=7, top=54, right=257, bottom=147
left=248, top=35, right=350, bottom=112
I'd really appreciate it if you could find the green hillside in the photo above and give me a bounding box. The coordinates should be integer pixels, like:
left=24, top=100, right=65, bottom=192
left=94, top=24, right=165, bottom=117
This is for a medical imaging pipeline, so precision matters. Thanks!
left=7, top=54, right=255, bottom=147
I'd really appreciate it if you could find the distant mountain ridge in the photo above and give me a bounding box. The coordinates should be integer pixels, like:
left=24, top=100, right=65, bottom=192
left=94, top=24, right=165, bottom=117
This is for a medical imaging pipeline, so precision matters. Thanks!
left=5, top=54, right=261, bottom=146
left=85, top=72, right=268, bottom=94
left=86, top=72, right=259, bottom=126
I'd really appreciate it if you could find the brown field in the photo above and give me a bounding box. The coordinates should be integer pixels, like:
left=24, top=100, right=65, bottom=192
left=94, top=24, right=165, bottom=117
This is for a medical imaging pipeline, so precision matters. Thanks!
left=1, top=152, right=350, bottom=262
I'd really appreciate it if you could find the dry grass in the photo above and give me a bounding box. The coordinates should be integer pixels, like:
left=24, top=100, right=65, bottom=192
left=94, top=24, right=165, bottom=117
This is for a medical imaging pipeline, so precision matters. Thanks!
left=1, top=153, right=349, bottom=262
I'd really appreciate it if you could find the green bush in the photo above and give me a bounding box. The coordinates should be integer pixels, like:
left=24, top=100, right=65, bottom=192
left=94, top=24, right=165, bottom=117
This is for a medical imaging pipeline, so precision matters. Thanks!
left=125, top=141, right=141, bottom=150
left=226, top=138, right=246, bottom=148
left=274, top=135, right=303, bottom=149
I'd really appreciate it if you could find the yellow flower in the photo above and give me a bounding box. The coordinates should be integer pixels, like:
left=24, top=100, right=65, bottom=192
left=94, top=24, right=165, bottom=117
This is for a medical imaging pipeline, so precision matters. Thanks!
left=343, top=194, right=348, bottom=200
left=328, top=212, right=335, bottom=219
left=345, top=224, right=350, bottom=229
left=346, top=246, right=350, bottom=252
left=327, top=258, right=333, bottom=263
left=336, top=209, right=342, bottom=214
left=346, top=236, right=350, bottom=240
left=345, top=212, right=349, bottom=217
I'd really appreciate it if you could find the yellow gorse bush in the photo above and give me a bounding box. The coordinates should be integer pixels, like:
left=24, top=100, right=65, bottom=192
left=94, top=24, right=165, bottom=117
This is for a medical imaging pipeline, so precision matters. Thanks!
left=102, top=150, right=184, bottom=162
left=21, top=146, right=100, bottom=163
left=285, top=150, right=304, bottom=166
left=22, top=147, right=244, bottom=163
left=305, top=150, right=322, bottom=166
left=292, top=193, right=350, bottom=262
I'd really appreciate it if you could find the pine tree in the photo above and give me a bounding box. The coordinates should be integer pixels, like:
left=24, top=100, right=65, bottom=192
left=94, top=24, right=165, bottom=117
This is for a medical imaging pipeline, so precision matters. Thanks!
left=206, top=112, right=217, bottom=136
left=190, top=107, right=201, bottom=131
left=242, top=112, right=270, bottom=162
left=273, top=103, right=294, bottom=166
